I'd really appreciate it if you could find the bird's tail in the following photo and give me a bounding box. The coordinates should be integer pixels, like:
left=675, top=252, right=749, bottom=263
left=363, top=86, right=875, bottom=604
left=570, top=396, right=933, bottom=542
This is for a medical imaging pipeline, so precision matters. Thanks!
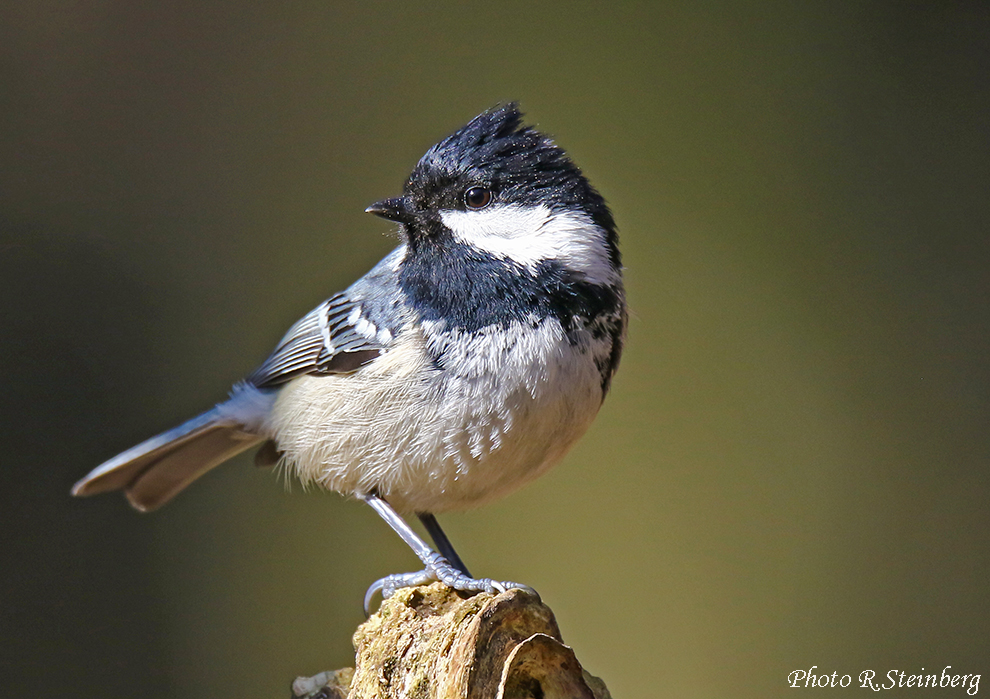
left=72, top=407, right=265, bottom=512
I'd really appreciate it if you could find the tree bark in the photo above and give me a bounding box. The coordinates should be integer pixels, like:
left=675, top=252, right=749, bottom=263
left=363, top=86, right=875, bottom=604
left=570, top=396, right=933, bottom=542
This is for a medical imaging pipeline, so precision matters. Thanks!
left=291, top=583, right=612, bottom=699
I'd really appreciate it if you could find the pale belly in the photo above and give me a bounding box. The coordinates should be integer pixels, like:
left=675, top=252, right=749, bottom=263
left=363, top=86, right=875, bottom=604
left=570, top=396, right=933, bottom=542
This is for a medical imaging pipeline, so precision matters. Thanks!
left=266, top=321, right=605, bottom=513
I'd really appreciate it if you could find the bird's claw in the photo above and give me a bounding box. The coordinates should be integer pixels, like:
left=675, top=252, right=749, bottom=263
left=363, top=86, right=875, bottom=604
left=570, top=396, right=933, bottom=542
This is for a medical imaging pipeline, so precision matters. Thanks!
left=363, top=552, right=537, bottom=616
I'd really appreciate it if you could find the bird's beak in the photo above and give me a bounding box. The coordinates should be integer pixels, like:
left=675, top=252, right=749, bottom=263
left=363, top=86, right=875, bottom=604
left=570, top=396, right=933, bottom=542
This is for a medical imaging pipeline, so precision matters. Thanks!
left=365, top=197, right=415, bottom=225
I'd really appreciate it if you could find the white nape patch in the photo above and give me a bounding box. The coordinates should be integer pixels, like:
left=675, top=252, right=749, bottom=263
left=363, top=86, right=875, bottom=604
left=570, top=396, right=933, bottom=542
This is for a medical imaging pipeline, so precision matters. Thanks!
left=216, top=382, right=277, bottom=432
left=440, top=204, right=617, bottom=285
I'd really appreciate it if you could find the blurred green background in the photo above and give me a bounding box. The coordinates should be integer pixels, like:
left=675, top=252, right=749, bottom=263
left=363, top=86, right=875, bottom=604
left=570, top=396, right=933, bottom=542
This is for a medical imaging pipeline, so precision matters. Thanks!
left=2, top=2, right=988, bottom=697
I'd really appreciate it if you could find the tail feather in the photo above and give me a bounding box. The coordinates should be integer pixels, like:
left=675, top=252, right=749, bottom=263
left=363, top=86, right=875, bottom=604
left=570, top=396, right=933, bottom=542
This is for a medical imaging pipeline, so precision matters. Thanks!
left=72, top=408, right=264, bottom=512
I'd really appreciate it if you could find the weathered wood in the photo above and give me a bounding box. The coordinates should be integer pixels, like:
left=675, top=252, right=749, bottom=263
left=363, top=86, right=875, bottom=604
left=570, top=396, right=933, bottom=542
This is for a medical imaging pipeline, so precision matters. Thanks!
left=292, top=583, right=612, bottom=699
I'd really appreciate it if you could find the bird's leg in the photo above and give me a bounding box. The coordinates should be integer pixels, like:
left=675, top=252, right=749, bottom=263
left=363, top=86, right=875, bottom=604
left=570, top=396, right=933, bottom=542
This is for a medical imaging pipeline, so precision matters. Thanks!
left=418, top=512, right=471, bottom=577
left=360, top=493, right=535, bottom=615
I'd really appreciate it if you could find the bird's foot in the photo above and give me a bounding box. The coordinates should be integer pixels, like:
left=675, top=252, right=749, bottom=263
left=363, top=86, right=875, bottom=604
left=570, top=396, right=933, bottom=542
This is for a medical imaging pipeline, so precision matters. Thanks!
left=363, top=552, right=536, bottom=615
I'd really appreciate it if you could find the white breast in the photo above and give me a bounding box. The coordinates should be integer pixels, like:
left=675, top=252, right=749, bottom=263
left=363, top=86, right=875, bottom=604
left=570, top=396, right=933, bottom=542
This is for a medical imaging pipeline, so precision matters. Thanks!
left=266, top=319, right=606, bottom=513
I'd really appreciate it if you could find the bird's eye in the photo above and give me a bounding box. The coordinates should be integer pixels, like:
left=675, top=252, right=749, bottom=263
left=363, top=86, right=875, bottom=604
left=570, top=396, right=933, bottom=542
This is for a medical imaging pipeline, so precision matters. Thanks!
left=464, top=186, right=492, bottom=210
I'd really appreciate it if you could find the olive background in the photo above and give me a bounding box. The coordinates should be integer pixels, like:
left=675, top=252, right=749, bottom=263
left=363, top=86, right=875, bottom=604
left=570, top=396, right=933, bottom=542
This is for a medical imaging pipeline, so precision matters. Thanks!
left=2, top=3, right=988, bottom=697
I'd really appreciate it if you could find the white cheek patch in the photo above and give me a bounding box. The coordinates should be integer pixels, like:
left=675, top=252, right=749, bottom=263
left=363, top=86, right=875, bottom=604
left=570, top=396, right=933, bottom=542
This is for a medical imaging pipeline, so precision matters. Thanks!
left=440, top=204, right=617, bottom=285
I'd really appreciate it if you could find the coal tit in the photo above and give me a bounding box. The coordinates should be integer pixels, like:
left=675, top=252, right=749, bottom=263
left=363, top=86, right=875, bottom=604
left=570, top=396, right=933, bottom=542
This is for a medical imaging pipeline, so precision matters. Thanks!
left=73, top=103, right=626, bottom=610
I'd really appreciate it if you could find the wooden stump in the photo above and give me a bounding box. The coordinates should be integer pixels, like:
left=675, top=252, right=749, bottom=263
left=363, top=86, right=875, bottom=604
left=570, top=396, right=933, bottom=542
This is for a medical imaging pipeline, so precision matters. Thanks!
left=292, top=583, right=612, bottom=699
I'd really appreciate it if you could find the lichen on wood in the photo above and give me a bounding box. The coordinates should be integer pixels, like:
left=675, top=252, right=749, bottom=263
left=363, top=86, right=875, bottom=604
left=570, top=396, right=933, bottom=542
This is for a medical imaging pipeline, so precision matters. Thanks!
left=292, top=583, right=611, bottom=699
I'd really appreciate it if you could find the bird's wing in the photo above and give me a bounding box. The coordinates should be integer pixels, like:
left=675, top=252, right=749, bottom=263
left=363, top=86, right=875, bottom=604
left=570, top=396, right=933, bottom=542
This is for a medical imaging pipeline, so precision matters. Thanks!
left=75, top=294, right=383, bottom=508
left=246, top=292, right=384, bottom=388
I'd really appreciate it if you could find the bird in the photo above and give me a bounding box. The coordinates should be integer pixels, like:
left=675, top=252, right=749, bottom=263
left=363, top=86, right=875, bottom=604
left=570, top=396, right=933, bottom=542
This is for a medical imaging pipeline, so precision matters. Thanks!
left=72, top=103, right=626, bottom=612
